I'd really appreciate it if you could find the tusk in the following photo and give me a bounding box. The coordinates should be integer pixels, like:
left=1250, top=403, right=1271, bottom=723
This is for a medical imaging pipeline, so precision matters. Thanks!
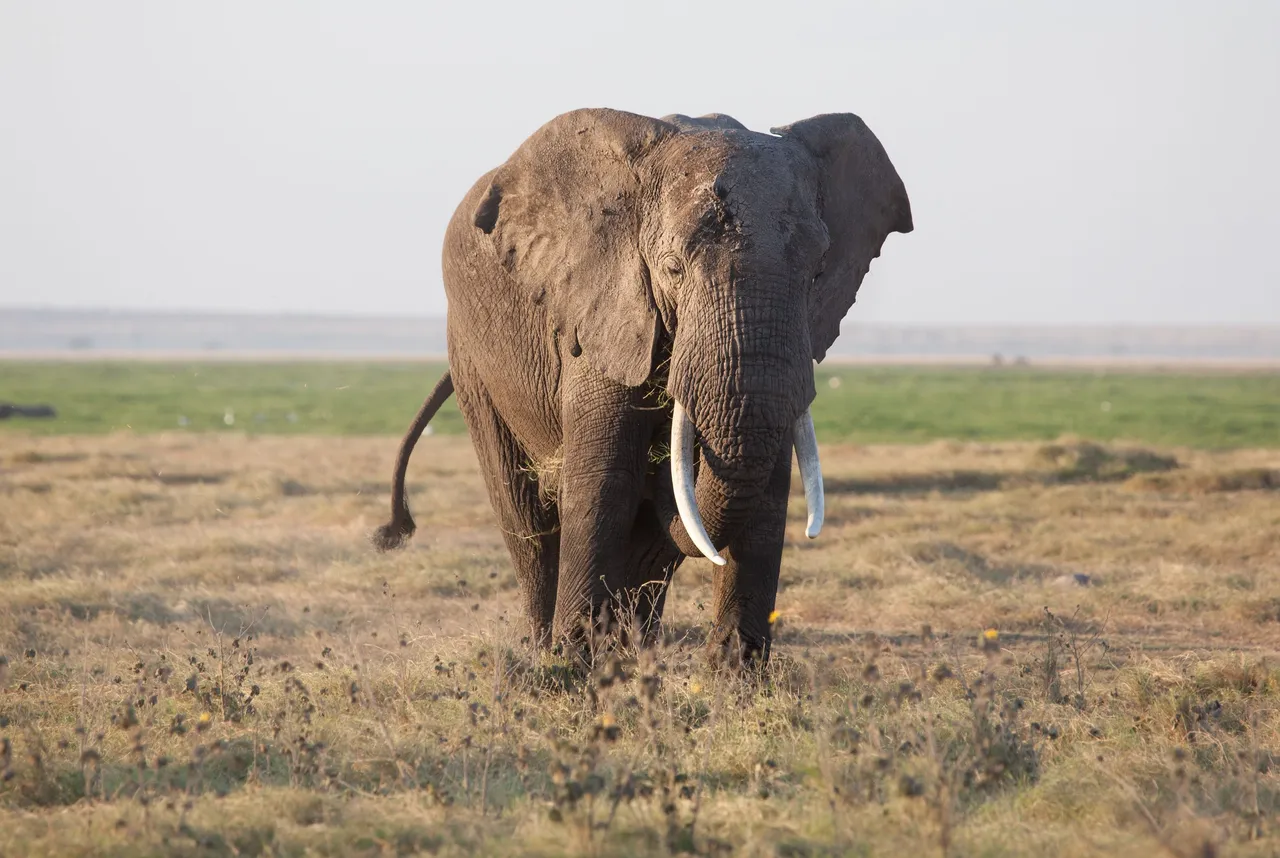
left=671, top=401, right=726, bottom=566
left=793, top=408, right=824, bottom=539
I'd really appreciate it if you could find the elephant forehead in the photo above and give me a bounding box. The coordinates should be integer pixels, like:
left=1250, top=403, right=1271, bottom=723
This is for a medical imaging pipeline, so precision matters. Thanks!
left=649, top=137, right=823, bottom=260
left=652, top=136, right=733, bottom=190
left=660, top=136, right=813, bottom=204
left=656, top=136, right=804, bottom=210
left=730, top=153, right=815, bottom=210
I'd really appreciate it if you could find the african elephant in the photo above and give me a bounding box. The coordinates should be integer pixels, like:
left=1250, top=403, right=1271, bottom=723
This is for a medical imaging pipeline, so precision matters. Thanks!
left=375, top=108, right=911, bottom=662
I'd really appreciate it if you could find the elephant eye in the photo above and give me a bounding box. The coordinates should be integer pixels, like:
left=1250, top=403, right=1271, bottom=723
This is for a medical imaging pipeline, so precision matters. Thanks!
left=661, top=254, right=685, bottom=282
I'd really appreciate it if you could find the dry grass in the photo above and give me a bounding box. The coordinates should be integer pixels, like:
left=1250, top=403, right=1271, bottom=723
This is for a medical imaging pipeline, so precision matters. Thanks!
left=2, top=432, right=1279, bottom=857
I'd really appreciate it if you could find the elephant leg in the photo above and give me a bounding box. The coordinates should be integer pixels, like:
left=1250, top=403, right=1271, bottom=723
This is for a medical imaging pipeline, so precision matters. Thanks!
left=620, top=500, right=685, bottom=644
left=552, top=366, right=655, bottom=645
left=707, top=430, right=794, bottom=666
left=453, top=373, right=561, bottom=646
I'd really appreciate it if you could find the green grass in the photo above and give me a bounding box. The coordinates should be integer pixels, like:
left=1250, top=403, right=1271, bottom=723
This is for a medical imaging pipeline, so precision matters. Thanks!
left=812, top=366, right=1280, bottom=448
left=0, top=361, right=466, bottom=437
left=1, top=361, right=1277, bottom=448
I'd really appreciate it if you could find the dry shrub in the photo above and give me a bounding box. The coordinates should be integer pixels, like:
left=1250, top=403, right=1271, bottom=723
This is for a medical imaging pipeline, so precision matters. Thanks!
left=1030, top=440, right=1179, bottom=483
left=1239, top=597, right=1280, bottom=625
left=1126, top=468, right=1280, bottom=494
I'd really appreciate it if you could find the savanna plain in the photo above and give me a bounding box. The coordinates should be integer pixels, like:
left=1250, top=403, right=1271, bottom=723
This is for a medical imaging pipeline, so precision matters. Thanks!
left=2, top=361, right=1279, bottom=857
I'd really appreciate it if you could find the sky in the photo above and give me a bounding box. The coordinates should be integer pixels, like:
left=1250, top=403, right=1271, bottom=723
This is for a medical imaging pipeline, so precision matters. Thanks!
left=1, top=1, right=1277, bottom=324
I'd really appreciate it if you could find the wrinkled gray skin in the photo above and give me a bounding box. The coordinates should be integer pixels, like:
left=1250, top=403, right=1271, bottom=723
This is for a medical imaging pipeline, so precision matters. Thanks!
left=377, top=108, right=911, bottom=663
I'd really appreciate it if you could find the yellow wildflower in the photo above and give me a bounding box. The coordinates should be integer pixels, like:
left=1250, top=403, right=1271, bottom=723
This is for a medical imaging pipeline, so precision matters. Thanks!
left=983, top=628, right=999, bottom=641
left=768, top=610, right=781, bottom=625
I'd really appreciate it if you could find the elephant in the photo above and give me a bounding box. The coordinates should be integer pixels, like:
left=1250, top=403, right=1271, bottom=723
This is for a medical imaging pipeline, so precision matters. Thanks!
left=375, top=107, right=911, bottom=663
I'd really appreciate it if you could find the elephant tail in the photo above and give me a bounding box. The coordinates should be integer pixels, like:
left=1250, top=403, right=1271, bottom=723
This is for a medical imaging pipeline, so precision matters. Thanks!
left=372, top=370, right=455, bottom=551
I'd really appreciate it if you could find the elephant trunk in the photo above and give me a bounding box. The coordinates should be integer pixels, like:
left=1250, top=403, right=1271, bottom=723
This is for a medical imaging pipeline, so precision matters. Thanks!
left=660, top=277, right=819, bottom=556
left=670, top=404, right=824, bottom=563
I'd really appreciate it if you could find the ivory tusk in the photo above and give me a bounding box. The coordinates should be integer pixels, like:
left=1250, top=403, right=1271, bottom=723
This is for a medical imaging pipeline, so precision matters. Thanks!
left=671, top=401, right=726, bottom=566
left=793, top=408, right=825, bottom=539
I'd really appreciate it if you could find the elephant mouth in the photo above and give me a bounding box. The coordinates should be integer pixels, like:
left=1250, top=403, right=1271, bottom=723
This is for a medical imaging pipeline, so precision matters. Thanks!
left=668, top=400, right=825, bottom=565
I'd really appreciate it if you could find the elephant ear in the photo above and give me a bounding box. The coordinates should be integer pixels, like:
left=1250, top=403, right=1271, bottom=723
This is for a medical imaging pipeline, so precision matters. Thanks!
left=472, top=108, right=677, bottom=387
left=771, top=114, right=913, bottom=362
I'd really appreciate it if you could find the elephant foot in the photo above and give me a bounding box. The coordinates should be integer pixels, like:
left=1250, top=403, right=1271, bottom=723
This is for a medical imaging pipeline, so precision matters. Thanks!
left=707, top=624, right=772, bottom=671
left=550, top=605, right=613, bottom=670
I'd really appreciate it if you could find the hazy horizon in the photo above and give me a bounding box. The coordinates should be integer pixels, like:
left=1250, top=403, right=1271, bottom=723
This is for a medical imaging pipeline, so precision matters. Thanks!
left=6, top=307, right=1280, bottom=362
left=2, top=2, right=1278, bottom=324
left=6, top=304, right=1280, bottom=330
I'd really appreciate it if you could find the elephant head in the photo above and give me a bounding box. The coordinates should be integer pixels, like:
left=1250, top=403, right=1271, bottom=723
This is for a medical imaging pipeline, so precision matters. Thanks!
left=472, top=108, right=912, bottom=560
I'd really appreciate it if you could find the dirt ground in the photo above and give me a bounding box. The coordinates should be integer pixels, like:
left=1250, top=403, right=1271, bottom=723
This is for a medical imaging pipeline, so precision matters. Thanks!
left=2, top=432, right=1278, bottom=856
